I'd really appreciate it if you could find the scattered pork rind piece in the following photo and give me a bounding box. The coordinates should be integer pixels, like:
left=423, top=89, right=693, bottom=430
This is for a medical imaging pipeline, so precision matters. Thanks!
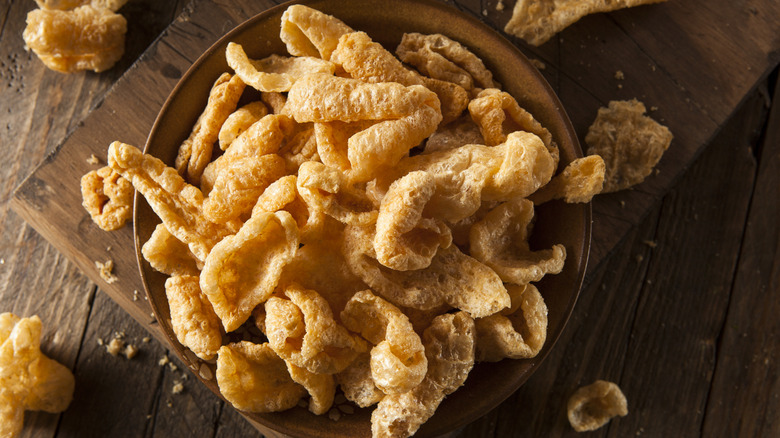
left=23, top=5, right=126, bottom=73
left=80, top=165, right=133, bottom=231
left=297, top=161, right=378, bottom=226
left=165, top=275, right=223, bottom=360
left=340, top=290, right=427, bottom=395
left=395, top=32, right=499, bottom=92
left=475, top=283, right=548, bottom=362
left=530, top=155, right=606, bottom=204
left=279, top=4, right=354, bottom=61
left=285, top=361, right=336, bottom=415
left=0, top=313, right=75, bottom=437
left=343, top=225, right=509, bottom=317
left=265, top=284, right=368, bottom=375
left=107, top=141, right=237, bottom=262
left=334, top=352, right=384, bottom=408
left=200, top=211, right=299, bottom=332
left=422, top=114, right=484, bottom=155
left=226, top=42, right=335, bottom=93
left=374, top=171, right=452, bottom=271
left=505, top=0, right=667, bottom=46
left=141, top=223, right=201, bottom=276
left=216, top=341, right=306, bottom=413
left=35, top=0, right=128, bottom=10
left=218, top=101, right=269, bottom=150
left=371, top=311, right=475, bottom=438
left=174, top=73, right=246, bottom=185
left=585, top=99, right=673, bottom=193
left=469, top=198, right=566, bottom=285
left=567, top=380, right=628, bottom=432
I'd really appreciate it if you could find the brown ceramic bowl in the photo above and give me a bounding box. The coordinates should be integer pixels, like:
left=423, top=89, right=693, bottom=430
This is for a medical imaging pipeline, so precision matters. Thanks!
left=134, top=0, right=590, bottom=436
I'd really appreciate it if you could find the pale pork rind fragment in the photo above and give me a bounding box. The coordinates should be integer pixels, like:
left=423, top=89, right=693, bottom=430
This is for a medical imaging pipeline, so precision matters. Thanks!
left=567, top=380, right=628, bottom=432
left=0, top=313, right=75, bottom=438
left=297, top=161, right=378, bottom=226
left=35, top=0, right=128, bottom=10
left=504, top=0, right=668, bottom=46
left=165, top=275, right=222, bottom=360
left=80, top=165, right=133, bottom=231
left=23, top=5, right=126, bottom=73
left=280, top=4, right=354, bottom=61
left=218, top=101, right=269, bottom=150
left=215, top=341, right=305, bottom=413
left=530, top=155, right=606, bottom=204
left=585, top=99, right=673, bottom=192
left=340, top=290, right=427, bottom=394
left=141, top=224, right=201, bottom=277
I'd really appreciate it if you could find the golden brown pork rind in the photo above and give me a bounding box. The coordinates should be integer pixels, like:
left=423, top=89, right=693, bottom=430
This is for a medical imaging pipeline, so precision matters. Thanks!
left=216, top=341, right=305, bottom=413
left=279, top=4, right=354, bottom=61
left=35, top=0, right=128, bottom=10
left=505, top=0, right=667, bottom=46
left=314, top=120, right=376, bottom=172
left=567, top=380, right=628, bottom=432
left=165, top=275, right=222, bottom=360
left=585, top=99, right=673, bottom=192
left=530, top=155, right=606, bottom=204
left=80, top=165, right=133, bottom=231
left=297, top=161, right=378, bottom=226
left=141, top=224, right=201, bottom=276
left=226, top=42, right=335, bottom=93
left=421, top=114, right=484, bottom=155
left=285, top=361, right=336, bottom=415
left=334, top=352, right=384, bottom=408
left=218, top=101, right=269, bottom=150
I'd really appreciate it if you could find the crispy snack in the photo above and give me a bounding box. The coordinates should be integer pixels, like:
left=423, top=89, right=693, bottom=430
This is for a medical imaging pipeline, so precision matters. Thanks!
left=341, top=290, right=427, bottom=394
left=107, top=141, right=237, bottom=262
left=567, top=380, right=628, bottom=432
left=278, top=124, right=319, bottom=174
left=200, top=211, right=299, bottom=332
left=285, top=361, right=336, bottom=415
left=218, top=101, right=269, bottom=150
left=530, top=155, right=606, bottom=204
left=422, top=114, right=484, bottom=154
left=175, top=73, right=246, bottom=185
left=265, top=284, right=368, bottom=375
left=314, top=120, right=376, bottom=172
left=585, top=99, right=673, bottom=192
left=475, top=283, right=548, bottom=361
left=165, top=275, right=222, bottom=360
left=35, top=0, right=128, bottom=10
left=80, top=165, right=133, bottom=231
left=371, top=311, right=475, bottom=438
left=279, top=4, right=354, bottom=61
left=23, top=5, right=126, bottom=73
left=216, top=341, right=305, bottom=413
left=251, top=175, right=326, bottom=243
left=505, top=0, right=667, bottom=46
left=0, top=313, right=75, bottom=438
left=226, top=42, right=335, bottom=93
left=470, top=198, right=566, bottom=285
left=297, top=161, right=378, bottom=226
left=334, top=352, right=384, bottom=408
left=141, top=224, right=201, bottom=277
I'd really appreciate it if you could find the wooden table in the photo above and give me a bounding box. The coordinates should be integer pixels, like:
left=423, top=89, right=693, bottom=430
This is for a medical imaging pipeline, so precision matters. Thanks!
left=2, top=0, right=778, bottom=436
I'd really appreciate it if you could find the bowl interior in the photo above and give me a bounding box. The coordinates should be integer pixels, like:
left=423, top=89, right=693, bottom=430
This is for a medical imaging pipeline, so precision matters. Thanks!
left=134, top=0, right=590, bottom=437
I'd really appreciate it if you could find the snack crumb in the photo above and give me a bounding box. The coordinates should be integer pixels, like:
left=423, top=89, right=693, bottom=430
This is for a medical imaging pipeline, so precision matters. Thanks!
left=172, top=380, right=184, bottom=394
left=614, top=70, right=625, bottom=80
left=95, top=259, right=118, bottom=284
left=159, top=355, right=170, bottom=367
left=133, top=290, right=139, bottom=301
left=643, top=240, right=657, bottom=248
left=496, top=0, right=505, bottom=11
left=86, top=154, right=100, bottom=165
left=142, top=337, right=151, bottom=343
left=123, top=343, right=138, bottom=359
left=530, top=58, right=546, bottom=70
left=106, top=337, right=124, bottom=356
left=168, top=362, right=178, bottom=372
left=97, top=337, right=104, bottom=346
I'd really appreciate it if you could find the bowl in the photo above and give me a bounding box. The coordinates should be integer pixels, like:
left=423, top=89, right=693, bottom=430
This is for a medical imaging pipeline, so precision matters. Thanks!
left=134, top=0, right=591, bottom=436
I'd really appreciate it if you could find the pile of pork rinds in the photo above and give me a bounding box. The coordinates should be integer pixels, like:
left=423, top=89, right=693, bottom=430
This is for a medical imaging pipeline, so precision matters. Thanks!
left=81, top=5, right=608, bottom=438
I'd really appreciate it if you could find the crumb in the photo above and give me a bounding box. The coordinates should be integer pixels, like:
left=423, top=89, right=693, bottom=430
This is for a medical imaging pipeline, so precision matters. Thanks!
left=635, top=254, right=644, bottom=263
left=650, top=106, right=658, bottom=112
left=614, top=70, right=625, bottom=80
left=123, top=343, right=138, bottom=359
left=106, top=337, right=124, bottom=356
left=168, top=362, right=178, bottom=372
left=482, top=9, right=488, bottom=16
left=133, top=290, right=139, bottom=301
left=198, top=363, right=213, bottom=380
left=643, top=240, right=657, bottom=248
left=328, top=408, right=342, bottom=421
left=106, top=246, right=112, bottom=252
left=530, top=58, right=546, bottom=70
left=620, top=200, right=626, bottom=208
left=617, top=84, right=623, bottom=89
left=97, top=337, right=104, bottom=346
left=172, top=380, right=184, bottom=394
left=166, top=400, right=172, bottom=408
left=86, top=154, right=100, bottom=165
left=0, top=259, right=4, bottom=264
left=142, top=337, right=151, bottom=343
left=95, top=259, right=118, bottom=284
left=159, top=355, right=170, bottom=367
left=496, top=0, right=505, bottom=11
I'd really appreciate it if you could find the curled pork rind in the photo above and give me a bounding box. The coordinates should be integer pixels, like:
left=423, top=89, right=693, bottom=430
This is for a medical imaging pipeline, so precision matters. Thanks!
left=567, top=380, right=628, bottom=432
left=422, top=114, right=484, bottom=155
left=165, top=275, right=222, bottom=361
left=340, top=290, right=427, bottom=395
left=314, top=120, right=376, bottom=172
left=285, top=361, right=336, bottom=415
left=297, top=161, right=378, bottom=226
left=334, top=352, right=384, bottom=408
left=141, top=224, right=201, bottom=276
left=0, top=313, right=75, bottom=436
left=371, top=311, right=475, bottom=438
left=530, top=155, right=606, bottom=204
left=200, top=211, right=299, bottom=332
left=470, top=198, right=566, bottom=285
left=216, top=341, right=305, bottom=413
left=108, top=141, right=237, bottom=262
left=175, top=72, right=246, bottom=185
left=475, top=283, right=548, bottom=362
left=218, top=101, right=269, bottom=150
left=505, top=0, right=667, bottom=46
left=279, top=4, right=353, bottom=61
left=23, top=5, right=126, bottom=73
left=585, top=99, right=673, bottom=193
left=226, top=42, right=335, bottom=93
left=80, top=165, right=133, bottom=231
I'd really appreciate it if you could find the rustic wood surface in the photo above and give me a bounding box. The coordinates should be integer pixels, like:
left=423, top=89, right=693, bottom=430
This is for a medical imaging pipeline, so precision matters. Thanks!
left=1, top=0, right=778, bottom=437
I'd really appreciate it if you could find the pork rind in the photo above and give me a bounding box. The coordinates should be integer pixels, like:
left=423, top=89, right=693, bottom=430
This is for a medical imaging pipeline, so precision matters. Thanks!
left=265, top=284, right=367, bottom=375
left=200, top=211, right=299, bottom=332
left=226, top=42, right=335, bottom=93
left=165, top=275, right=222, bottom=360
left=422, top=115, right=484, bottom=154
left=175, top=73, right=246, bottom=185
left=470, top=198, right=566, bottom=285
left=216, top=341, right=305, bottom=413
left=35, top=0, right=128, bottom=10
left=279, top=4, right=354, bottom=61
left=218, top=101, right=269, bottom=150
left=374, top=171, right=452, bottom=271
left=297, top=161, right=378, bottom=226
left=285, top=361, right=336, bottom=415
left=567, top=380, right=628, bottom=432
left=334, top=352, right=384, bottom=408
left=475, top=283, right=548, bottom=362
left=23, top=5, right=126, bottom=73
left=585, top=99, right=673, bottom=193
left=530, top=155, right=606, bottom=204
left=340, top=290, right=427, bottom=394
left=107, top=141, right=237, bottom=262
left=141, top=224, right=200, bottom=277
left=0, top=313, right=75, bottom=438
left=314, top=120, right=376, bottom=172
left=80, top=165, right=133, bottom=231
left=371, top=311, right=475, bottom=438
